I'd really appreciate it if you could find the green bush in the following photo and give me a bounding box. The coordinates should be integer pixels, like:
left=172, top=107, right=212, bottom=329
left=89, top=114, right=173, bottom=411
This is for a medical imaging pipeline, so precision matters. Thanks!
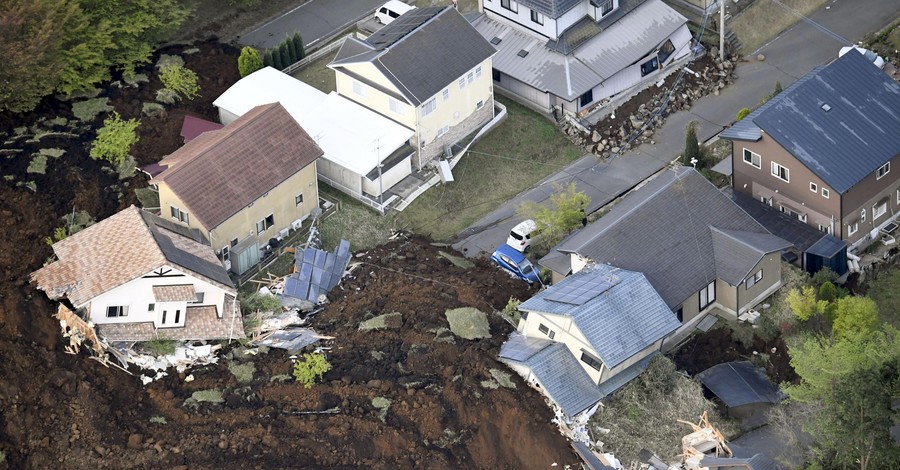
left=159, top=64, right=200, bottom=101
left=90, top=112, right=140, bottom=167
left=239, top=292, right=281, bottom=314
left=143, top=339, right=176, bottom=356
left=293, top=353, right=332, bottom=388
left=238, top=47, right=263, bottom=77
left=263, top=49, right=274, bottom=68
left=736, top=108, right=750, bottom=121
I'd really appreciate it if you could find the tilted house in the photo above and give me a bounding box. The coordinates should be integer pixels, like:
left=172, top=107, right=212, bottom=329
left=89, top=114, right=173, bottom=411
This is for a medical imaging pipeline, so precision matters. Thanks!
left=500, top=264, right=680, bottom=416
left=329, top=6, right=496, bottom=168
left=214, top=67, right=415, bottom=212
left=470, top=0, right=693, bottom=116
left=31, top=206, right=243, bottom=342
left=721, top=50, right=900, bottom=249
left=540, top=167, right=791, bottom=331
left=151, top=102, right=323, bottom=275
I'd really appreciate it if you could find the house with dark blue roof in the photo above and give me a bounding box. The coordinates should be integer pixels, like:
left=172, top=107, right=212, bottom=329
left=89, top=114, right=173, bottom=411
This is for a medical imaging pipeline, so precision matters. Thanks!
left=499, top=263, right=680, bottom=415
left=721, top=50, right=900, bottom=249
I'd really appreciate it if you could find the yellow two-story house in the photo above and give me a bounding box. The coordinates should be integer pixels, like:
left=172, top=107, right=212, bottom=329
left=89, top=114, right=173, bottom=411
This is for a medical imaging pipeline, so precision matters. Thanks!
left=151, top=103, right=323, bottom=275
left=329, top=6, right=497, bottom=169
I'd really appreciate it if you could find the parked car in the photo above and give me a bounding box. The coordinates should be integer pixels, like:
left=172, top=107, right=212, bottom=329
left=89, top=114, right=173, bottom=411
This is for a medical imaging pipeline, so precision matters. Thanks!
left=491, top=244, right=542, bottom=285
left=839, top=46, right=885, bottom=69
left=507, top=219, right=537, bottom=253
left=375, top=1, right=415, bottom=25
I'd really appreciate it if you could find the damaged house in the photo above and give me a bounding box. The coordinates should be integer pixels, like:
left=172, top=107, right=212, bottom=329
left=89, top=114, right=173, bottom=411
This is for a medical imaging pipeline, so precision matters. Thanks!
left=31, top=206, right=244, bottom=343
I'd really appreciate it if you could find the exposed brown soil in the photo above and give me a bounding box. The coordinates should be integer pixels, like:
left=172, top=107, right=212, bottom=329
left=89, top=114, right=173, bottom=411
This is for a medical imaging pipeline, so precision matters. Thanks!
left=0, top=39, right=579, bottom=468
left=671, top=327, right=798, bottom=385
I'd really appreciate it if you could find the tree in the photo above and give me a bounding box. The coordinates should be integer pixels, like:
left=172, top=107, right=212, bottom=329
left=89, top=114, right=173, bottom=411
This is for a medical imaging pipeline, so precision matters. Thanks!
left=278, top=42, right=290, bottom=69
left=239, top=292, right=281, bottom=314
left=786, top=286, right=826, bottom=321
left=832, top=296, right=878, bottom=341
left=683, top=121, right=702, bottom=166
left=90, top=112, right=139, bottom=167
left=292, top=33, right=305, bottom=61
left=516, top=182, right=590, bottom=250
left=237, top=46, right=263, bottom=77
left=159, top=64, right=200, bottom=100
left=292, top=353, right=332, bottom=388
left=262, top=49, right=274, bottom=68
left=271, top=47, right=283, bottom=70
left=285, top=37, right=298, bottom=64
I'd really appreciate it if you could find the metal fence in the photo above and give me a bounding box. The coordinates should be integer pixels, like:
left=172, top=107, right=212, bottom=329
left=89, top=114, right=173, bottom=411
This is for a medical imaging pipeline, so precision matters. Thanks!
left=282, top=32, right=369, bottom=75
left=316, top=174, right=388, bottom=214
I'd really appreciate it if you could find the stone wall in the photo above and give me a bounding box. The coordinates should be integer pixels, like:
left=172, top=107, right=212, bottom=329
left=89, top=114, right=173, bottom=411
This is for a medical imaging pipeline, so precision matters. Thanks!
left=420, top=97, right=495, bottom=167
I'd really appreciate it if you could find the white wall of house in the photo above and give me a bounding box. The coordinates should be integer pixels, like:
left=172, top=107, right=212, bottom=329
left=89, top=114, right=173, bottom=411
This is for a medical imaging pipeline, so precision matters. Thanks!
left=334, top=67, right=417, bottom=130
left=494, top=71, right=553, bottom=113
left=219, top=108, right=241, bottom=126
left=317, top=158, right=363, bottom=196
left=555, top=2, right=592, bottom=36
left=417, top=59, right=494, bottom=147
left=85, top=266, right=231, bottom=329
left=520, top=310, right=606, bottom=384
left=362, top=154, right=412, bottom=197
left=482, top=0, right=561, bottom=39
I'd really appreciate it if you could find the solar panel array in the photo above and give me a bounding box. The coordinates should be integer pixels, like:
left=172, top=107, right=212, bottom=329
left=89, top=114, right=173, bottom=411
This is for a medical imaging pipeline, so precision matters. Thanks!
left=283, top=240, right=351, bottom=303
left=544, top=275, right=620, bottom=305
left=367, top=8, right=442, bottom=50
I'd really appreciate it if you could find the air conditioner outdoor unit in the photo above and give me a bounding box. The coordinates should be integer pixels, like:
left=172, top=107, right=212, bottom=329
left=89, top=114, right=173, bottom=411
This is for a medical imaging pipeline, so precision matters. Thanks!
left=277, top=228, right=290, bottom=241
left=291, top=219, right=303, bottom=231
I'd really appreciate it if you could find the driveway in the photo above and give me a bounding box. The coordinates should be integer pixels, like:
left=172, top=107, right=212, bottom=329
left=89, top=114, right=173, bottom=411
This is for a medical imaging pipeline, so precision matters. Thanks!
left=239, top=0, right=386, bottom=49
left=453, top=0, right=900, bottom=258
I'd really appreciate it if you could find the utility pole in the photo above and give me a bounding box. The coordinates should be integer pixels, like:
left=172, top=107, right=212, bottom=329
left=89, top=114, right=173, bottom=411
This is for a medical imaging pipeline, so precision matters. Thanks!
left=719, top=0, right=725, bottom=62
left=374, top=137, right=384, bottom=210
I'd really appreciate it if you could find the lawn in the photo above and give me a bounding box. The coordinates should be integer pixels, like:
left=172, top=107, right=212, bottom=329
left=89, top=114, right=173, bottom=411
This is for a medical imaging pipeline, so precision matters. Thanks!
left=317, top=184, right=402, bottom=252
left=397, top=96, right=583, bottom=241
left=729, top=0, right=831, bottom=54
left=290, top=53, right=337, bottom=93
left=867, top=267, right=900, bottom=328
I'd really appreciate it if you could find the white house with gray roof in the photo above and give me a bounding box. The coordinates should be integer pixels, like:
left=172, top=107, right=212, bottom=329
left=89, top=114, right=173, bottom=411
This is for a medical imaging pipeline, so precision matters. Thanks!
left=500, top=263, right=680, bottom=416
left=540, top=167, right=791, bottom=332
left=470, top=0, right=693, bottom=117
left=330, top=7, right=496, bottom=169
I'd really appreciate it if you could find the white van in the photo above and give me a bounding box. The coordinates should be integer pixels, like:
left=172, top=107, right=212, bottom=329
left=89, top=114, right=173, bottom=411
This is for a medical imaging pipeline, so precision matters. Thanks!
left=507, top=219, right=537, bottom=253
left=375, top=1, right=415, bottom=25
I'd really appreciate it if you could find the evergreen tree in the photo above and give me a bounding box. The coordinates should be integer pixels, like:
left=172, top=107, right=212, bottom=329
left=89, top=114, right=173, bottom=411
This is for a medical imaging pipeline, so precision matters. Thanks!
left=237, top=46, right=263, bottom=77
left=262, top=49, right=273, bottom=68
left=278, top=42, right=290, bottom=69
left=285, top=37, right=297, bottom=64
left=683, top=121, right=701, bottom=166
left=292, top=33, right=305, bottom=60
left=271, top=47, right=283, bottom=70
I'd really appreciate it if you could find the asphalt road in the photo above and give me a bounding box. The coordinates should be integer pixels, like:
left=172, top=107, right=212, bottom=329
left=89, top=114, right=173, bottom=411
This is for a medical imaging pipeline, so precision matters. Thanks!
left=452, top=0, right=900, bottom=258
left=239, top=0, right=386, bottom=49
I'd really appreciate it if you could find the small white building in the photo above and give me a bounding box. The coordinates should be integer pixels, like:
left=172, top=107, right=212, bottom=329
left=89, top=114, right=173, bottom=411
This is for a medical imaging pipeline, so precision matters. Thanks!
left=31, top=206, right=243, bottom=342
left=214, top=67, right=415, bottom=211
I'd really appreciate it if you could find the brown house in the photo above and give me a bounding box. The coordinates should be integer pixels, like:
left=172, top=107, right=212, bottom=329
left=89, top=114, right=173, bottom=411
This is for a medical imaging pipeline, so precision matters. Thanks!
left=721, top=51, right=900, bottom=249
left=151, top=103, right=323, bottom=275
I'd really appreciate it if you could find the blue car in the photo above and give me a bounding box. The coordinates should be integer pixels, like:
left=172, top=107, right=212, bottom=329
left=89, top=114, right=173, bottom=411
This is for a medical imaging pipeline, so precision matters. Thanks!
left=491, top=244, right=542, bottom=285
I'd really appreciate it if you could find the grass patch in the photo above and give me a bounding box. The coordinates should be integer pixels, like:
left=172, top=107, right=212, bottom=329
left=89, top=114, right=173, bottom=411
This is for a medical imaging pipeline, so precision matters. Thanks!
left=868, top=267, right=900, bottom=328
left=729, top=0, right=831, bottom=54
left=445, top=307, right=490, bottom=339
left=397, top=96, right=582, bottom=241
left=71, top=97, right=113, bottom=122
left=318, top=184, right=401, bottom=251
left=290, top=53, right=337, bottom=93
left=142, top=339, right=176, bottom=356
left=26, top=154, right=48, bottom=174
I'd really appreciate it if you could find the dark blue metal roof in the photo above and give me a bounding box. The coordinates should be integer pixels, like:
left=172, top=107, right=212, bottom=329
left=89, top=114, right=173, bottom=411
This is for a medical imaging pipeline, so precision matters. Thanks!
left=753, top=50, right=900, bottom=194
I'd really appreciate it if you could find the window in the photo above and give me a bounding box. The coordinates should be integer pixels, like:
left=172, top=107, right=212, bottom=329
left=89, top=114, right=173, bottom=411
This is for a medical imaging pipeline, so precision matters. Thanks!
left=174, top=309, right=181, bottom=324
left=458, top=77, right=466, bottom=90
left=476, top=100, right=484, bottom=110
left=492, top=69, right=501, bottom=82
left=746, top=270, right=763, bottom=289
left=848, top=223, right=858, bottom=236
left=501, top=0, right=517, bottom=12
left=699, top=281, right=716, bottom=310
left=170, top=206, right=189, bottom=224
left=352, top=80, right=367, bottom=97
left=467, top=71, right=474, bottom=85
left=437, top=125, right=449, bottom=138
left=222, top=245, right=229, bottom=262
left=861, top=208, right=866, bottom=222
left=640, top=57, right=659, bottom=77
left=877, top=162, right=890, bottom=179
left=798, top=213, right=807, bottom=223
left=771, top=161, right=789, bottom=182
left=106, top=306, right=128, bottom=318
left=818, top=224, right=833, bottom=234
left=822, top=188, right=830, bottom=198
left=231, top=238, right=238, bottom=247
left=422, top=97, right=436, bottom=116
left=161, top=310, right=167, bottom=324
left=579, top=89, right=593, bottom=108
left=530, top=9, right=543, bottom=25
left=256, top=214, right=274, bottom=234
left=148, top=303, right=155, bottom=312
left=295, top=194, right=304, bottom=206
left=389, top=97, right=406, bottom=115
left=442, top=88, right=449, bottom=101
left=742, top=149, right=761, bottom=168
left=580, top=351, right=603, bottom=371
left=657, top=39, right=675, bottom=64
left=809, top=182, right=818, bottom=193
left=599, top=0, right=613, bottom=15
left=476, top=65, right=482, bottom=78
left=192, top=292, right=205, bottom=304
left=538, top=323, right=554, bottom=339
left=874, top=201, right=888, bottom=219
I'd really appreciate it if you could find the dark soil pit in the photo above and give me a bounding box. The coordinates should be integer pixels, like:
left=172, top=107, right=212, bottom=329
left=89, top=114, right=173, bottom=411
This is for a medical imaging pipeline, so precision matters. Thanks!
left=670, top=327, right=798, bottom=385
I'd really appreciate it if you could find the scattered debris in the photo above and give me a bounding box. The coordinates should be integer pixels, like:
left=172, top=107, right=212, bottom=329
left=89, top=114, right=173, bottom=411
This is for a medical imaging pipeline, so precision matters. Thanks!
left=111, top=342, right=223, bottom=383
left=438, top=250, right=474, bottom=269
left=54, top=304, right=104, bottom=356
left=280, top=239, right=351, bottom=305
left=358, top=312, right=402, bottom=331
left=252, top=328, right=332, bottom=353
left=680, top=411, right=732, bottom=469
left=445, top=307, right=490, bottom=339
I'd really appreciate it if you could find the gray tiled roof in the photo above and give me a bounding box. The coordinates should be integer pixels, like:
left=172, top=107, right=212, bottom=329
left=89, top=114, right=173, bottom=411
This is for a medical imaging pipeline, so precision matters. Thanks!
left=701, top=454, right=783, bottom=470
left=140, top=211, right=235, bottom=289
left=696, top=361, right=783, bottom=408
left=596, top=351, right=658, bottom=397
left=331, top=7, right=495, bottom=106
left=515, top=0, right=582, bottom=19
left=710, top=227, right=791, bottom=285
left=519, top=264, right=679, bottom=368
left=499, top=332, right=555, bottom=362
left=548, top=168, right=787, bottom=309
left=470, top=0, right=686, bottom=100
left=728, top=189, right=841, bottom=253
left=516, top=342, right=603, bottom=417
left=727, top=51, right=900, bottom=194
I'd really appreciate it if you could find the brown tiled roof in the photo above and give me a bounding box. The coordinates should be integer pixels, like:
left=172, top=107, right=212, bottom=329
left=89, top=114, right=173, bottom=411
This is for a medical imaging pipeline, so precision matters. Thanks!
left=96, top=297, right=245, bottom=342
left=152, top=285, right=197, bottom=302
left=151, top=103, right=323, bottom=230
left=31, top=206, right=234, bottom=308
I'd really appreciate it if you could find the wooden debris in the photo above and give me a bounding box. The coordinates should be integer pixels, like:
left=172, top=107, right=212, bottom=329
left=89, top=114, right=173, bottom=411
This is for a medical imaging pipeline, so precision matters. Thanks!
left=679, top=411, right=731, bottom=469
left=55, top=304, right=104, bottom=356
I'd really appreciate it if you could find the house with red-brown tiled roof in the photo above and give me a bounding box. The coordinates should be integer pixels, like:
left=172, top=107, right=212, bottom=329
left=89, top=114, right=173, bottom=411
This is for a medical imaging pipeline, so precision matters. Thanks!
left=151, top=102, right=323, bottom=275
left=31, top=206, right=244, bottom=342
